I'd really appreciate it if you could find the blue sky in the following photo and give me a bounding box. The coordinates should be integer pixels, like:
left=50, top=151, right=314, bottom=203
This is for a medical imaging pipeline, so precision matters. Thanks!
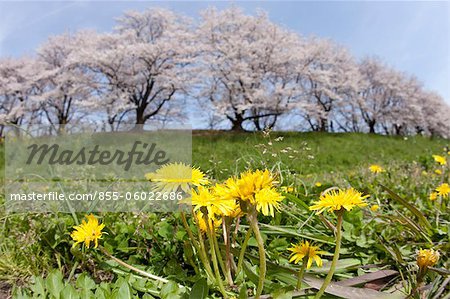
left=0, top=1, right=449, bottom=103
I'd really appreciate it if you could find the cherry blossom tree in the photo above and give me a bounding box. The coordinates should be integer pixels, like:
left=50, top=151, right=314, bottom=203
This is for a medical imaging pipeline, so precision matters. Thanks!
left=75, top=8, right=194, bottom=129
left=0, top=56, right=40, bottom=136
left=196, top=7, right=302, bottom=131
left=293, top=37, right=361, bottom=132
left=32, top=32, right=94, bottom=133
left=415, top=90, right=450, bottom=138
left=0, top=5, right=448, bottom=137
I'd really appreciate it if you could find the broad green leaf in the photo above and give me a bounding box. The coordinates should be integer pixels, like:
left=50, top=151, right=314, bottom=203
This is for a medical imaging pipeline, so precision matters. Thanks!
left=46, top=270, right=64, bottom=299
left=189, top=278, right=208, bottom=299
left=160, top=281, right=180, bottom=299
left=76, top=273, right=96, bottom=291
left=95, top=288, right=109, bottom=299
left=116, top=281, right=132, bottom=299
left=61, top=284, right=80, bottom=299
left=30, top=276, right=46, bottom=296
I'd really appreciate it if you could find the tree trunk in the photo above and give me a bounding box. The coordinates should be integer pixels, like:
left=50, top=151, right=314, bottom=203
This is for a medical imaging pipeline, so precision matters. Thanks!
left=230, top=114, right=245, bottom=132
left=319, top=117, right=328, bottom=132
left=368, top=120, right=376, bottom=134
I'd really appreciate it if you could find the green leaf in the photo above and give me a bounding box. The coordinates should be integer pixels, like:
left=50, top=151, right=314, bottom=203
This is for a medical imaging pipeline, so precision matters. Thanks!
left=238, top=283, right=248, bottom=299
left=116, top=281, right=131, bottom=299
left=76, top=273, right=96, bottom=291
left=30, top=276, right=46, bottom=296
left=271, top=286, right=294, bottom=299
left=429, top=267, right=450, bottom=276
left=46, top=270, right=64, bottom=299
left=189, top=278, right=208, bottom=299
left=381, top=185, right=432, bottom=233
left=61, top=284, right=80, bottom=299
left=259, top=223, right=334, bottom=244
left=160, top=281, right=180, bottom=299
left=95, top=288, right=108, bottom=299
left=285, top=194, right=310, bottom=211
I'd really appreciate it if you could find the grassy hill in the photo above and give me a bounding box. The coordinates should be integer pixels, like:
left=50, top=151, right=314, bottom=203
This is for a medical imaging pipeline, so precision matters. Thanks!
left=192, top=131, right=448, bottom=179
left=0, top=132, right=447, bottom=177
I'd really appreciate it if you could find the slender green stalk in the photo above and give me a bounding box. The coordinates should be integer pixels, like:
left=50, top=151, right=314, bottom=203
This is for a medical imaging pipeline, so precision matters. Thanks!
left=223, top=217, right=234, bottom=284
left=248, top=211, right=266, bottom=299
left=236, top=228, right=252, bottom=276
left=67, top=261, right=79, bottom=282
left=181, top=212, right=199, bottom=252
left=211, top=223, right=232, bottom=285
left=314, top=211, right=344, bottom=299
left=204, top=213, right=228, bottom=298
left=179, top=212, right=204, bottom=277
left=296, top=257, right=307, bottom=290
left=190, top=212, right=215, bottom=280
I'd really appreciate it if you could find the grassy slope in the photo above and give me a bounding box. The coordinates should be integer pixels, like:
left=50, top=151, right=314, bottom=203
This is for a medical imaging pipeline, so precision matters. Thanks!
left=192, top=132, right=448, bottom=179
left=0, top=132, right=447, bottom=179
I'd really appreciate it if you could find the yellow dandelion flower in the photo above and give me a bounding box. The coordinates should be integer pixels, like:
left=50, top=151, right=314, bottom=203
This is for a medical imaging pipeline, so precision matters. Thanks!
left=254, top=187, right=284, bottom=217
left=369, top=164, right=385, bottom=174
left=192, top=186, right=236, bottom=216
left=227, top=203, right=244, bottom=218
left=213, top=178, right=241, bottom=201
left=370, top=204, right=379, bottom=212
left=236, top=169, right=276, bottom=201
left=435, top=169, right=442, bottom=175
left=429, top=192, right=438, bottom=201
left=436, top=183, right=450, bottom=198
left=281, top=186, right=295, bottom=193
left=145, top=163, right=209, bottom=193
left=210, top=186, right=243, bottom=218
left=195, top=211, right=222, bottom=233
left=288, top=240, right=325, bottom=269
left=315, top=182, right=322, bottom=187
left=417, top=249, right=439, bottom=270
left=216, top=170, right=277, bottom=202
left=421, top=170, right=428, bottom=176
left=310, top=188, right=369, bottom=214
left=432, top=155, right=447, bottom=166
left=448, top=151, right=450, bottom=155
left=71, top=214, right=105, bottom=248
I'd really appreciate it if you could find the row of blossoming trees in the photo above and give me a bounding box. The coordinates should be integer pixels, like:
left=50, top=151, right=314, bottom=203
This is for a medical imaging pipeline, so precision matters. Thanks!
left=1, top=7, right=449, bottom=137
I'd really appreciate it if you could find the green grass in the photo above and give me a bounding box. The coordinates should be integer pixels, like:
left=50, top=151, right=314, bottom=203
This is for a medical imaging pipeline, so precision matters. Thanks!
left=1, top=132, right=446, bottom=178
left=192, top=131, right=447, bottom=178
left=1, top=132, right=449, bottom=298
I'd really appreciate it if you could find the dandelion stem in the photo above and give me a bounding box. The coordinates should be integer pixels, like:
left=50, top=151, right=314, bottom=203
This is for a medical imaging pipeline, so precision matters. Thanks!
left=223, top=218, right=234, bottom=285
left=296, top=257, right=307, bottom=290
left=236, top=227, right=252, bottom=276
left=211, top=222, right=232, bottom=285
left=181, top=212, right=200, bottom=253
left=248, top=211, right=266, bottom=299
left=204, top=213, right=228, bottom=298
left=181, top=212, right=214, bottom=279
left=314, top=211, right=343, bottom=299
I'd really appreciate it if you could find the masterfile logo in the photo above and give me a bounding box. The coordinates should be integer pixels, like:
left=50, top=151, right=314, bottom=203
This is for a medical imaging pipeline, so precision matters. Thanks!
left=26, top=141, right=170, bottom=171
left=4, top=125, right=192, bottom=212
